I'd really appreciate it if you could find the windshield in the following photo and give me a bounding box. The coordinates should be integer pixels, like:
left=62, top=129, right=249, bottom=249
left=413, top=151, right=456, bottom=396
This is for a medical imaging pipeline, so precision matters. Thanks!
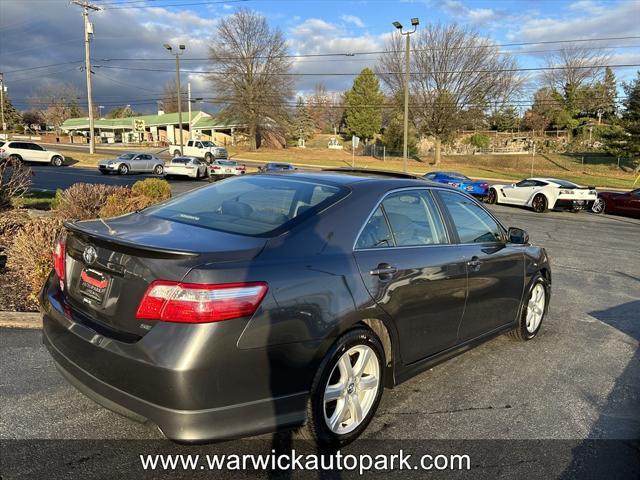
left=145, top=176, right=347, bottom=237
left=118, top=154, right=136, bottom=160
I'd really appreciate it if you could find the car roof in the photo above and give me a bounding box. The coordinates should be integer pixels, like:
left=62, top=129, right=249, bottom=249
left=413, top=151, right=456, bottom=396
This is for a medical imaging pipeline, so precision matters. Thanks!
left=261, top=169, right=441, bottom=189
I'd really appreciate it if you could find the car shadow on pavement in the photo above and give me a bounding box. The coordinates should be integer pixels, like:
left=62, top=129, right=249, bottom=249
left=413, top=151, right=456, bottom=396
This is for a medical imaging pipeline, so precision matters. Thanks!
left=560, top=300, right=640, bottom=479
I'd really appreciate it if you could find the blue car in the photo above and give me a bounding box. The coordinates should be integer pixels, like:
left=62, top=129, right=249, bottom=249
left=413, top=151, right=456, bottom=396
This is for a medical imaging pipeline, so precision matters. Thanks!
left=424, top=171, right=489, bottom=197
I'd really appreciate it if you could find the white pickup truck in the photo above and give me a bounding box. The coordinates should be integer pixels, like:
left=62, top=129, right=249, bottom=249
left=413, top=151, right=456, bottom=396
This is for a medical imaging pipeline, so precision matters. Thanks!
left=169, top=140, right=228, bottom=162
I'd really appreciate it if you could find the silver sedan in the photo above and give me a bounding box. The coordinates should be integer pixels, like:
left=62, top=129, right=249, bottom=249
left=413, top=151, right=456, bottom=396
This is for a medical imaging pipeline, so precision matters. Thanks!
left=97, top=153, right=165, bottom=175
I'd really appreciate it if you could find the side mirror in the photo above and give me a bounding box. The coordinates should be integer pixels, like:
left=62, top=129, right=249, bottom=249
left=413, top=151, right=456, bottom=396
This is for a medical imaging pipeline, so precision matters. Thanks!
left=508, top=227, right=529, bottom=245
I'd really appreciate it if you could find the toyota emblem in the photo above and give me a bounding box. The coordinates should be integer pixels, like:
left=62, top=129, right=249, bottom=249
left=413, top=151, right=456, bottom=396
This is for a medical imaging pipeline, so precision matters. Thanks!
left=83, top=246, right=98, bottom=265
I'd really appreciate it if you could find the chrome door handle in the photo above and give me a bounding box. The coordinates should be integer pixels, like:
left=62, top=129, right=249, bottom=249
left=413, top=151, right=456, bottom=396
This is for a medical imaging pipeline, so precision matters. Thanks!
left=370, top=265, right=397, bottom=276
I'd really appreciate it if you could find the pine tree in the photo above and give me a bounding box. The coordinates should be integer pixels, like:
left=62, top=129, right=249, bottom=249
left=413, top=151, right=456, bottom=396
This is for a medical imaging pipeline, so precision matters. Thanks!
left=344, top=68, right=384, bottom=141
left=1, top=91, right=23, bottom=131
left=290, top=97, right=315, bottom=142
left=601, top=67, right=617, bottom=118
left=602, top=71, right=640, bottom=164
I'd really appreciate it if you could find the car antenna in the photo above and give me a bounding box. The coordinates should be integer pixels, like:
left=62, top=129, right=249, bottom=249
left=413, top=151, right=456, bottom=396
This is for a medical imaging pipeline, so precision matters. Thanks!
left=99, top=217, right=117, bottom=235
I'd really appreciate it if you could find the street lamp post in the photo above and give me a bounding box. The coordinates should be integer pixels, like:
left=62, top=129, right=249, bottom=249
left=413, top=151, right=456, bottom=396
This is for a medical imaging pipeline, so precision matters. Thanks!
left=393, top=18, right=419, bottom=173
left=164, top=43, right=186, bottom=155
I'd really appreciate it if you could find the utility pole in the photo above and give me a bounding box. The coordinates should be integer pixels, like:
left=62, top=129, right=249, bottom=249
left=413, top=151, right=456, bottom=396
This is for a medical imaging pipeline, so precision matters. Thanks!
left=0, top=72, right=6, bottom=140
left=72, top=0, right=100, bottom=154
left=393, top=18, right=419, bottom=173
left=188, top=82, right=192, bottom=140
left=164, top=44, right=186, bottom=155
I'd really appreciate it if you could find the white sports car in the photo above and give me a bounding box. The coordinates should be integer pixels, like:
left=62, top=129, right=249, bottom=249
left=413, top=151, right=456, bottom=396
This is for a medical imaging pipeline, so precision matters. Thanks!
left=487, top=178, right=598, bottom=213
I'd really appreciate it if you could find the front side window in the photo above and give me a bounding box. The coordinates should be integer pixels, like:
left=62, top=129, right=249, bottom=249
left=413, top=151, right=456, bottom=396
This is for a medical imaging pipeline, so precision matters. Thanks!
left=437, top=190, right=503, bottom=244
left=145, top=176, right=346, bottom=237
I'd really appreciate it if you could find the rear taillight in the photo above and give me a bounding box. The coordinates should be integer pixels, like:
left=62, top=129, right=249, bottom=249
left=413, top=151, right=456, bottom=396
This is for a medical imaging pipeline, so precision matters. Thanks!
left=53, top=236, right=66, bottom=289
left=480, top=183, right=489, bottom=188
left=212, top=165, right=221, bottom=170
left=136, top=281, right=268, bottom=323
left=238, top=165, right=246, bottom=171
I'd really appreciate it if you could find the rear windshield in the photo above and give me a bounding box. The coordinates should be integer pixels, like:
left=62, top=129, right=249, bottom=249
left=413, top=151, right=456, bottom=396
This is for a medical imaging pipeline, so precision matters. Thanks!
left=171, top=157, right=193, bottom=164
left=549, top=179, right=579, bottom=188
left=216, top=160, right=236, bottom=166
left=144, top=176, right=347, bottom=236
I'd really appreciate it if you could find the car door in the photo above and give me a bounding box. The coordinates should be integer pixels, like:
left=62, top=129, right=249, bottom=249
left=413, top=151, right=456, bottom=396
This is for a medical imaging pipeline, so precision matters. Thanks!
left=353, top=189, right=468, bottom=364
left=504, top=180, right=537, bottom=204
left=620, top=189, right=640, bottom=214
left=141, top=154, right=153, bottom=171
left=29, top=143, right=48, bottom=162
left=435, top=190, right=525, bottom=341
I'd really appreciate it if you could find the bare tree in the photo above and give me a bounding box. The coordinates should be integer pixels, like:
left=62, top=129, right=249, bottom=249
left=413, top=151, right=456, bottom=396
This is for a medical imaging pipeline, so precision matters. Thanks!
left=542, top=45, right=611, bottom=92
left=161, top=80, right=187, bottom=114
left=0, top=158, right=32, bottom=210
left=208, top=9, right=293, bottom=150
left=377, top=23, right=523, bottom=164
left=28, top=83, right=83, bottom=134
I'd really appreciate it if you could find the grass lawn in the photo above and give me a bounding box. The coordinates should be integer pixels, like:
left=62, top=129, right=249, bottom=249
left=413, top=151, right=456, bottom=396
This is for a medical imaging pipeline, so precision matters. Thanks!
left=229, top=146, right=638, bottom=190
left=11, top=190, right=56, bottom=210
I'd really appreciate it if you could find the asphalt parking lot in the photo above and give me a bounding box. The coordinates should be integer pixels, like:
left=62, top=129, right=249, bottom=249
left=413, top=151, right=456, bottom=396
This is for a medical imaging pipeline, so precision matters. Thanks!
left=1, top=203, right=639, bottom=478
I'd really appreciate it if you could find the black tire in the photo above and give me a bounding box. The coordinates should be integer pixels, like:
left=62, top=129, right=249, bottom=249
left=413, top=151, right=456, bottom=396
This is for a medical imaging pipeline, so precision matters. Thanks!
left=8, top=154, right=22, bottom=163
left=531, top=194, right=548, bottom=213
left=173, top=150, right=181, bottom=158
left=303, top=328, right=385, bottom=447
left=509, top=274, right=549, bottom=341
left=51, top=155, right=64, bottom=167
left=487, top=188, right=497, bottom=204
left=153, top=164, right=163, bottom=175
left=118, top=164, right=129, bottom=175
left=205, top=152, right=212, bottom=163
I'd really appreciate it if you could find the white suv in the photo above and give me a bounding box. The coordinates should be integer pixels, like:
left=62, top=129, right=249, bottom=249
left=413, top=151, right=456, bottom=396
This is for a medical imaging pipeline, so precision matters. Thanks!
left=0, top=141, right=65, bottom=166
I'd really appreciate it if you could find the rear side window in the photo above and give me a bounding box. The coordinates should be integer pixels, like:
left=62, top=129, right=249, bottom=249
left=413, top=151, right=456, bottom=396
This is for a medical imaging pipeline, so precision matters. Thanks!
left=355, top=207, right=393, bottom=249
left=381, top=191, right=448, bottom=246
left=437, top=190, right=503, bottom=244
left=355, top=190, right=448, bottom=249
left=145, top=176, right=346, bottom=236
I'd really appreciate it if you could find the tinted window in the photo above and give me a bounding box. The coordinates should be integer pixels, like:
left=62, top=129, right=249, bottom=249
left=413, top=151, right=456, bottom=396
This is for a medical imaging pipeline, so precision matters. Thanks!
left=381, top=190, right=448, bottom=247
left=9, top=142, right=24, bottom=149
left=425, top=173, right=436, bottom=179
left=216, top=160, right=237, bottom=166
left=632, top=189, right=640, bottom=197
left=171, top=157, right=192, bottom=164
left=549, top=179, right=578, bottom=188
left=515, top=180, right=535, bottom=187
left=119, top=154, right=136, bottom=160
left=355, top=207, right=393, bottom=249
left=437, top=191, right=503, bottom=244
left=145, top=176, right=346, bottom=236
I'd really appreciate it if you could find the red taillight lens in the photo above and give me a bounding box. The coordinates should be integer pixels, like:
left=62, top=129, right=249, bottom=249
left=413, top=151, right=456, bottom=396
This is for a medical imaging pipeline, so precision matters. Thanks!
left=213, top=165, right=221, bottom=170
left=238, top=165, right=246, bottom=170
left=136, top=281, right=268, bottom=323
left=53, top=236, right=66, bottom=289
left=480, top=183, right=489, bottom=188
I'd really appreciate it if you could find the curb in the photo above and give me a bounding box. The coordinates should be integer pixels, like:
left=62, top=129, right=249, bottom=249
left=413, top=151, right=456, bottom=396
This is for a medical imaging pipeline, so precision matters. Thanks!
left=0, top=311, right=41, bottom=329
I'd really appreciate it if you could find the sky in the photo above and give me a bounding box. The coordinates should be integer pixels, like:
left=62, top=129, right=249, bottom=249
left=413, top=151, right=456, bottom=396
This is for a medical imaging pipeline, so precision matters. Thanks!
left=1, top=0, right=639, bottom=115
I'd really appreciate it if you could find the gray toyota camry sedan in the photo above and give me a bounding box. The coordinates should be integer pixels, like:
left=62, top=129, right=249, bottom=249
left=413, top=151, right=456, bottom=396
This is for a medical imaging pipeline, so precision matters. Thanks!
left=41, top=169, right=551, bottom=446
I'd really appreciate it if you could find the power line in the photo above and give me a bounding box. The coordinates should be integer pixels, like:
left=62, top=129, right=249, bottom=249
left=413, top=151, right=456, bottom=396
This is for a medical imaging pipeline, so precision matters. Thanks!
left=100, top=0, right=247, bottom=9
left=92, top=63, right=640, bottom=76
left=96, top=35, right=640, bottom=62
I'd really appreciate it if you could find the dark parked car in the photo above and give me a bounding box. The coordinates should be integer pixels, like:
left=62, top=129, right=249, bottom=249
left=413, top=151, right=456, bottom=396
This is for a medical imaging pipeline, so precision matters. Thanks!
left=258, top=162, right=296, bottom=172
left=41, top=170, right=551, bottom=446
left=592, top=188, right=640, bottom=217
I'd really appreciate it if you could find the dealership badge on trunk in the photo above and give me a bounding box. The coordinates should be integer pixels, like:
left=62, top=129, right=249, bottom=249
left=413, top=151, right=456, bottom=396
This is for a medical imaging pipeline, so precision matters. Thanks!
left=83, top=246, right=97, bottom=265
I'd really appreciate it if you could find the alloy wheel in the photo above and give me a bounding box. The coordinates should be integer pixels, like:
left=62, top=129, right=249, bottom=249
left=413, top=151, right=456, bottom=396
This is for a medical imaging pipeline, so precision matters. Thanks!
left=323, top=345, right=380, bottom=435
left=154, top=165, right=163, bottom=175
left=532, top=195, right=547, bottom=213
left=592, top=198, right=605, bottom=214
left=526, top=284, right=545, bottom=333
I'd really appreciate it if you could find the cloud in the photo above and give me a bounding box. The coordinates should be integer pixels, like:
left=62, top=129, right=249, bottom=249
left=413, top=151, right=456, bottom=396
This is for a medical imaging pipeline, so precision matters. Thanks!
left=340, top=15, right=365, bottom=28
left=439, top=0, right=498, bottom=26
left=287, top=18, right=384, bottom=93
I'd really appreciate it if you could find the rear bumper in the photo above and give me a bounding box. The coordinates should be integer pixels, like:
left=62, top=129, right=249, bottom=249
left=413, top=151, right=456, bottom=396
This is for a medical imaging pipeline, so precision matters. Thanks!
left=553, top=198, right=596, bottom=210
left=40, top=284, right=308, bottom=443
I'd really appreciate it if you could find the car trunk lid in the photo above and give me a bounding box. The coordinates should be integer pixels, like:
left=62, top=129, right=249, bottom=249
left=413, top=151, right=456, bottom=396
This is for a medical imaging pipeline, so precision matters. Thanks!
left=61, top=213, right=266, bottom=337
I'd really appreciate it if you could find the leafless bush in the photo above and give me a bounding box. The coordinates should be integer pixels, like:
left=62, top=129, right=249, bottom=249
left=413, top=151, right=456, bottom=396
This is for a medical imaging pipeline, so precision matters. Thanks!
left=52, top=183, right=126, bottom=220
left=0, top=158, right=33, bottom=210
left=7, top=216, right=64, bottom=302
